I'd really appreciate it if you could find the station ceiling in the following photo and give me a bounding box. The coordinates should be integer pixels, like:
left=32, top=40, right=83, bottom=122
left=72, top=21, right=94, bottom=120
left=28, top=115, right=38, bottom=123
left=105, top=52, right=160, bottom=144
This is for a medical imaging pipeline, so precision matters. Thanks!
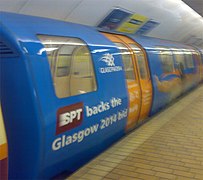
left=182, top=0, right=203, bottom=17
left=0, top=0, right=203, bottom=48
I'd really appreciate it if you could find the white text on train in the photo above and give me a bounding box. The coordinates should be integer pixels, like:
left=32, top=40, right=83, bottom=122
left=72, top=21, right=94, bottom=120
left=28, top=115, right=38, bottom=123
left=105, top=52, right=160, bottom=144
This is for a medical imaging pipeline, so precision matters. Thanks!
left=52, top=124, right=99, bottom=150
left=59, top=108, right=82, bottom=127
left=86, top=101, right=110, bottom=117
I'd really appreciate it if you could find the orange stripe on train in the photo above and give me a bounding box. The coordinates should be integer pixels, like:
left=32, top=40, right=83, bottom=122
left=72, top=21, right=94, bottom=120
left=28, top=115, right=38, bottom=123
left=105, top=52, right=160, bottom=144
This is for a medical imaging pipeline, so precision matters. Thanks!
left=0, top=143, right=8, bottom=160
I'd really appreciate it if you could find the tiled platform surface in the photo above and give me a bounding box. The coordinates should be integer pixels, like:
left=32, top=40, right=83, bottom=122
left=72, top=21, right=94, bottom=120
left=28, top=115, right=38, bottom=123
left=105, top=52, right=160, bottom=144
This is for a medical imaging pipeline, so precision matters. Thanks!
left=68, top=85, right=203, bottom=180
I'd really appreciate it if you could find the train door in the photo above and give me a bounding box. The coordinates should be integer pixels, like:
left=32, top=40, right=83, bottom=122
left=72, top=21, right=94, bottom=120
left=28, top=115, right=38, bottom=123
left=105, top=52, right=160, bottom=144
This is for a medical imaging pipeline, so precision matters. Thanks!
left=102, top=33, right=141, bottom=131
left=117, top=35, right=153, bottom=121
left=103, top=33, right=152, bottom=122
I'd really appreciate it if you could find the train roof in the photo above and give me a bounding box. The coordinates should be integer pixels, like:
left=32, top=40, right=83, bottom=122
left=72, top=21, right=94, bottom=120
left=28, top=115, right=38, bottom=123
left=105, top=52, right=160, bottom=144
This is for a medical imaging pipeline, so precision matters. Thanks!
left=0, top=12, right=108, bottom=47
left=0, top=12, right=197, bottom=52
left=0, top=11, right=95, bottom=34
left=128, top=35, right=196, bottom=51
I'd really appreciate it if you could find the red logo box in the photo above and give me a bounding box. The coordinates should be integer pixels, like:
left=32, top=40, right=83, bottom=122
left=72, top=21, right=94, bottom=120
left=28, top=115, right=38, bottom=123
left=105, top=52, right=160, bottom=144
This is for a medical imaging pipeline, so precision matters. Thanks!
left=56, top=102, right=83, bottom=135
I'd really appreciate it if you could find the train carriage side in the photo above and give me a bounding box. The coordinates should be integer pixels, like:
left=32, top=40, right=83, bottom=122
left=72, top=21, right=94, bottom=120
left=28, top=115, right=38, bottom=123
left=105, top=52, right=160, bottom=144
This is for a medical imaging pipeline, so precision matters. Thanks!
left=100, top=32, right=153, bottom=129
left=0, top=12, right=132, bottom=179
left=129, top=36, right=200, bottom=115
left=196, top=48, right=203, bottom=81
left=1, top=13, right=48, bottom=179
left=201, top=49, right=203, bottom=81
left=0, top=105, right=8, bottom=180
left=178, top=45, right=202, bottom=89
left=172, top=46, right=202, bottom=86
left=0, top=12, right=202, bottom=179
left=191, top=47, right=202, bottom=84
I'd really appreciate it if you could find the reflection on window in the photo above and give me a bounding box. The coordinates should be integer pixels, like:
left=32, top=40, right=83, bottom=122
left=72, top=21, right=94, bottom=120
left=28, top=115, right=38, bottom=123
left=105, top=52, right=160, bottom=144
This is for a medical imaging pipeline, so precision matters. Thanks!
left=115, top=43, right=136, bottom=80
left=130, top=44, right=148, bottom=79
left=159, top=49, right=174, bottom=73
left=201, top=51, right=203, bottom=64
left=184, top=52, right=194, bottom=68
left=38, top=35, right=97, bottom=98
left=173, top=50, right=186, bottom=69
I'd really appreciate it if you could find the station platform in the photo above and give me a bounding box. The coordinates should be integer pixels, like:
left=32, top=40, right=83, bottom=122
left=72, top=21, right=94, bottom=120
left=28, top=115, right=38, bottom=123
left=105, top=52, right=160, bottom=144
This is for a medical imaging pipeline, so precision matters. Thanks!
left=67, top=85, right=203, bottom=180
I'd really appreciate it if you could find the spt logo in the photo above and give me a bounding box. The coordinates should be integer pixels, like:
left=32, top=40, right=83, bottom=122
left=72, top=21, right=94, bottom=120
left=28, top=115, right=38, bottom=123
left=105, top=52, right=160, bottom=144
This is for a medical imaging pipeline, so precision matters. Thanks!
left=56, top=102, right=83, bottom=135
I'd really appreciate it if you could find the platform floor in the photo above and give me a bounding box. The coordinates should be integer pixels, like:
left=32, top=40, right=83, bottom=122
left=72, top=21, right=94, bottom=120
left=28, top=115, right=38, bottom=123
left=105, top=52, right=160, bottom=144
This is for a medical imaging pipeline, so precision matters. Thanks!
left=68, top=85, right=203, bottom=180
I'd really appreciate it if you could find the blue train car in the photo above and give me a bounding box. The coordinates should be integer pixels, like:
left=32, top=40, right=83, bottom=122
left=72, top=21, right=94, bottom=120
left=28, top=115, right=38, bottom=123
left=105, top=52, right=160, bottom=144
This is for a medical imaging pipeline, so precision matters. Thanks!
left=0, top=12, right=129, bottom=179
left=130, top=36, right=202, bottom=115
left=201, top=49, right=203, bottom=81
left=0, top=12, right=201, bottom=179
left=0, top=104, right=8, bottom=180
left=195, top=48, right=203, bottom=81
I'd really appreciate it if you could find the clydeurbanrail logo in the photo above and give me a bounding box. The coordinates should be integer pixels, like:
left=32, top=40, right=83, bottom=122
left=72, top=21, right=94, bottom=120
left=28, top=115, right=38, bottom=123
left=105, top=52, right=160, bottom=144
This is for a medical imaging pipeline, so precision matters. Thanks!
left=100, top=53, right=115, bottom=66
left=99, top=53, right=122, bottom=73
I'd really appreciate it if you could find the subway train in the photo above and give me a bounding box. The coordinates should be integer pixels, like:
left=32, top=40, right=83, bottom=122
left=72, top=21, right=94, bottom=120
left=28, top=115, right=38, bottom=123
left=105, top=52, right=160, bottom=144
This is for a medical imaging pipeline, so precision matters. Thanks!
left=0, top=105, right=8, bottom=180
left=0, top=12, right=203, bottom=179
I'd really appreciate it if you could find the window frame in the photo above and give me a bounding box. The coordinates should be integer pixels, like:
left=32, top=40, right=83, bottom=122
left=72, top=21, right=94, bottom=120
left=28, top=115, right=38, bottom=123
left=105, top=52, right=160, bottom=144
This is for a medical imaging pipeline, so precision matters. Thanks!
left=184, top=51, right=194, bottom=69
left=172, top=49, right=186, bottom=70
left=37, top=34, right=97, bottom=99
left=158, top=47, right=175, bottom=74
left=114, top=42, right=137, bottom=81
left=129, top=44, right=149, bottom=80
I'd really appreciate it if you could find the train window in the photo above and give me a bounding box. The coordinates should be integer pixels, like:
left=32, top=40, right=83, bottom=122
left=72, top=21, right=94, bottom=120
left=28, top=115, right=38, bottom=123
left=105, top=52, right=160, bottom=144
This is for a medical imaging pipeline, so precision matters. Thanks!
left=115, top=43, right=136, bottom=80
left=159, top=50, right=175, bottom=73
left=184, top=52, right=194, bottom=68
left=37, top=35, right=97, bottom=98
left=70, top=46, right=97, bottom=96
left=202, top=54, right=203, bottom=64
left=56, top=47, right=72, bottom=77
left=130, top=44, right=148, bottom=79
left=173, top=51, right=186, bottom=69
